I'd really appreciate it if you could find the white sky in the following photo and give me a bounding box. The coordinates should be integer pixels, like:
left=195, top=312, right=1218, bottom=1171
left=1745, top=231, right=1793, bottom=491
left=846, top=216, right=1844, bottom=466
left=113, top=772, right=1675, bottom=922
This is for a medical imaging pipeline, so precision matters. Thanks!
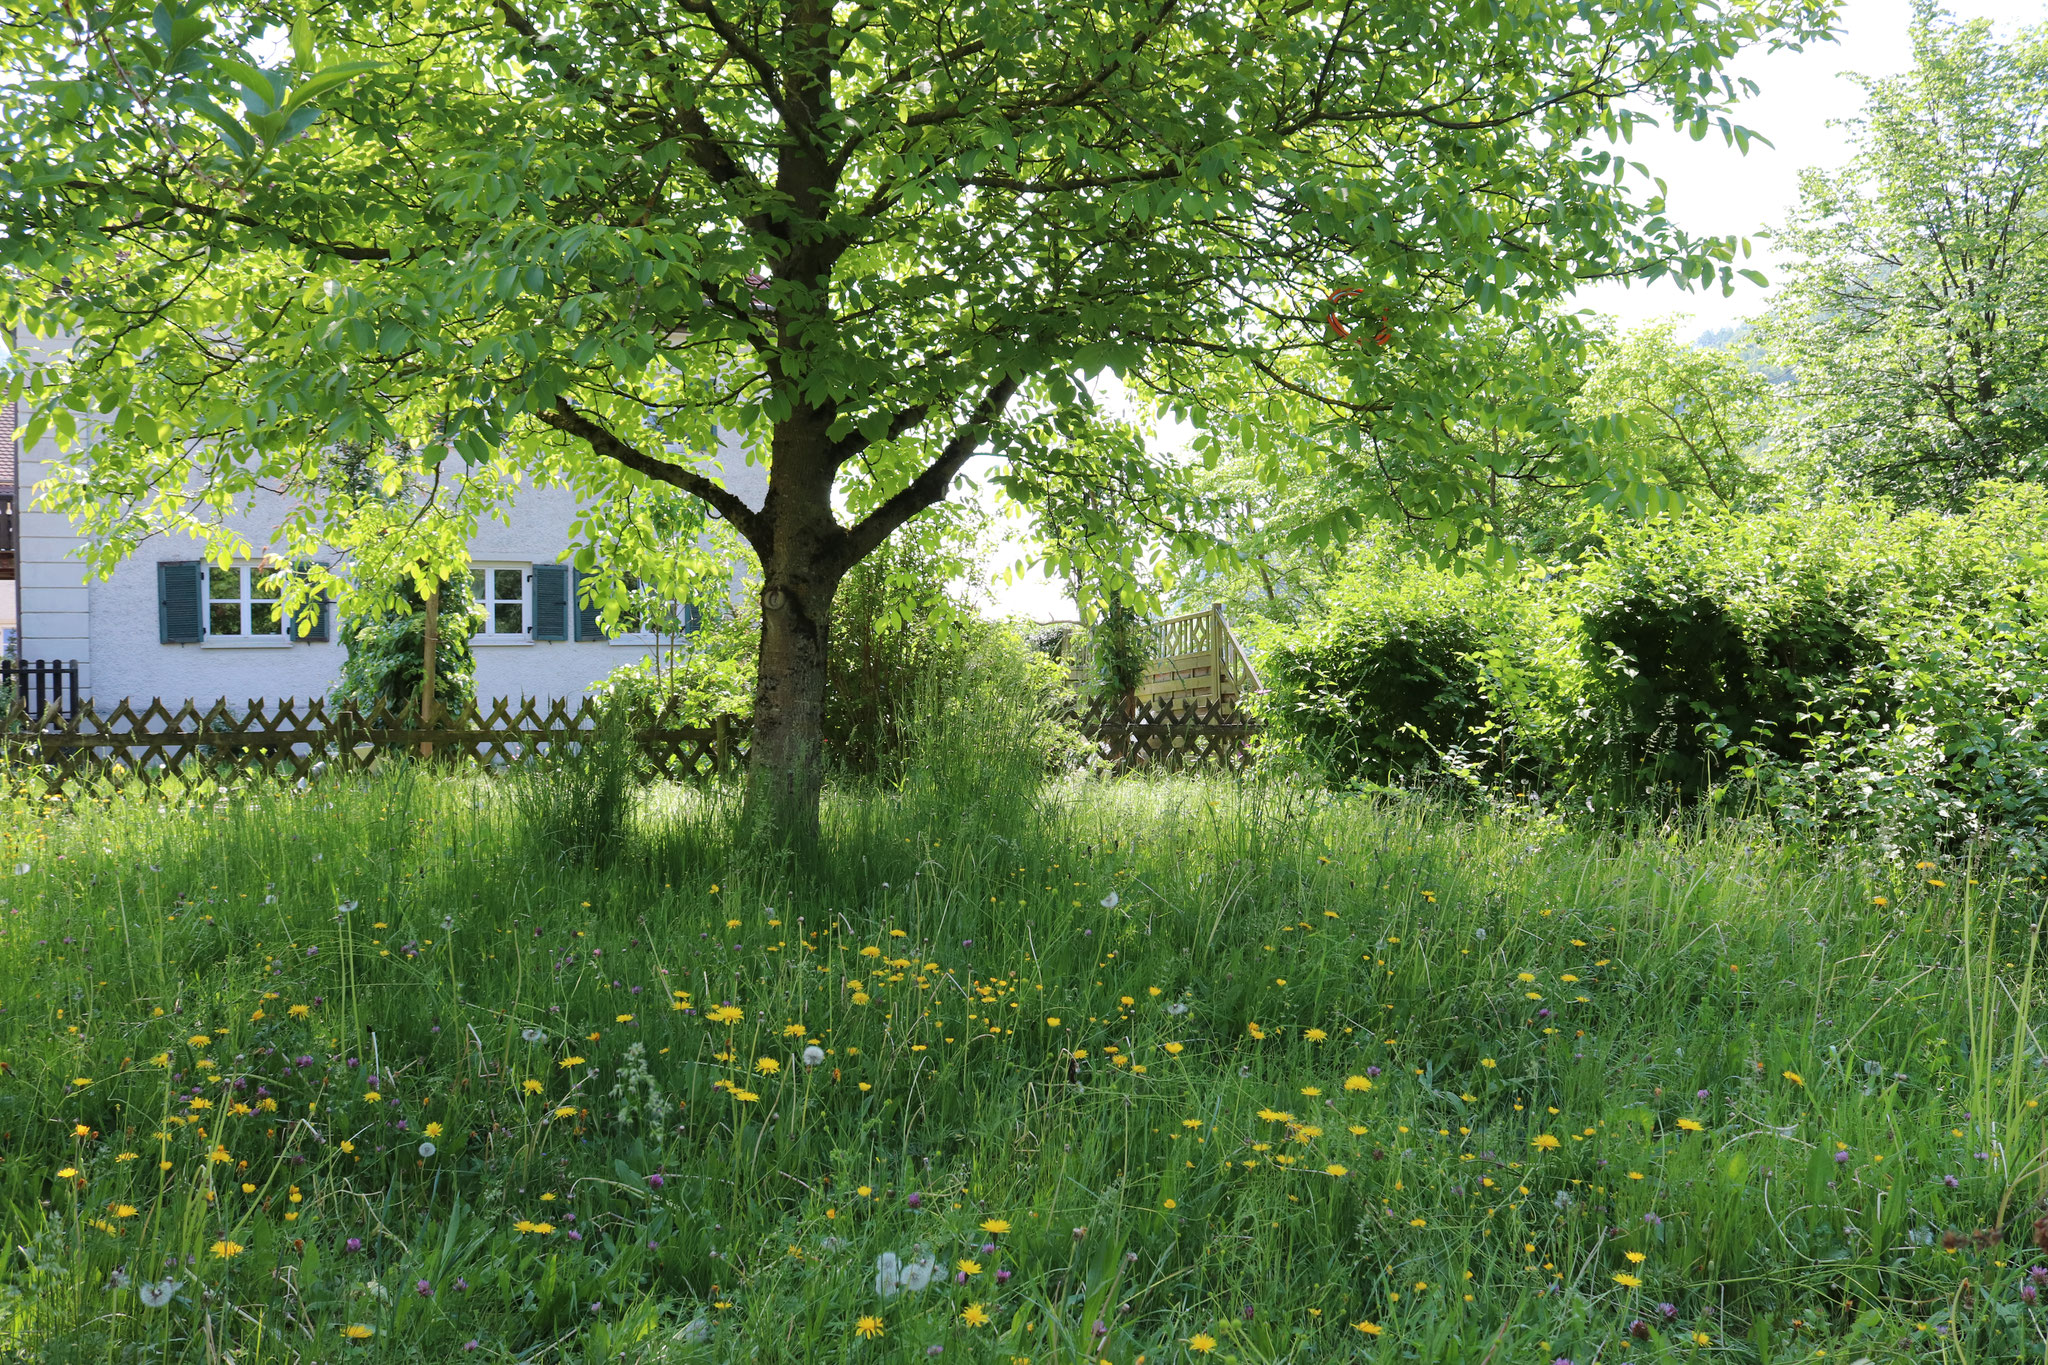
left=978, top=0, right=2048, bottom=621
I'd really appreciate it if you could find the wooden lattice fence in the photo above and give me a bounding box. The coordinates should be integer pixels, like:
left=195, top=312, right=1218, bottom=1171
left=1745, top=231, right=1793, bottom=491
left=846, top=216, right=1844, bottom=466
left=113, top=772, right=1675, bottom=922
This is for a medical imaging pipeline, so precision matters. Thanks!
left=0, top=692, right=1257, bottom=796
left=0, top=696, right=749, bottom=797
left=1064, top=697, right=1259, bottom=773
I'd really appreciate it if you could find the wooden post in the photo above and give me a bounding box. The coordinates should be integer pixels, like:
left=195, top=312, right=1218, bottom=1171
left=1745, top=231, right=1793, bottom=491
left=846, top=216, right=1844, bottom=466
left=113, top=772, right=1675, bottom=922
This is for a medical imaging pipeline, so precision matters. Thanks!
left=1210, top=601, right=1226, bottom=709
left=419, top=585, right=440, bottom=760
left=713, top=713, right=728, bottom=775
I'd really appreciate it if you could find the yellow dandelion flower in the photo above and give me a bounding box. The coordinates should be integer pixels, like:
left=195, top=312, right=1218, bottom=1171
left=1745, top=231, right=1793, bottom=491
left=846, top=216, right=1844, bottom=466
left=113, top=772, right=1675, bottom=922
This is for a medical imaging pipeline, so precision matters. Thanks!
left=1163, top=1042, right=1185, bottom=1055
left=963, top=1304, right=991, bottom=1327
left=522, top=1078, right=543, bottom=1094
left=424, top=1122, right=444, bottom=1139
left=1531, top=1134, right=1561, bottom=1151
left=855, top=1314, right=885, bottom=1340
left=211, top=1240, right=245, bottom=1258
left=1187, top=1332, right=1218, bottom=1353
left=1355, top=1320, right=1383, bottom=1336
left=1676, top=1118, right=1705, bottom=1132
left=980, top=1218, right=1011, bottom=1234
left=344, top=1324, right=375, bottom=1340
left=553, top=1106, right=578, bottom=1118
left=1613, top=1272, right=1642, bottom=1288
left=1781, top=1070, right=1803, bottom=1086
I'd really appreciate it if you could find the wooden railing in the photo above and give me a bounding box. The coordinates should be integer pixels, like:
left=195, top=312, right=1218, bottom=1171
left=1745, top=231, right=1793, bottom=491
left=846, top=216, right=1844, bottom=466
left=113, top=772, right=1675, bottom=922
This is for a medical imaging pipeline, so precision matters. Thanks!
left=1064, top=697, right=1258, bottom=773
left=1065, top=603, right=1263, bottom=706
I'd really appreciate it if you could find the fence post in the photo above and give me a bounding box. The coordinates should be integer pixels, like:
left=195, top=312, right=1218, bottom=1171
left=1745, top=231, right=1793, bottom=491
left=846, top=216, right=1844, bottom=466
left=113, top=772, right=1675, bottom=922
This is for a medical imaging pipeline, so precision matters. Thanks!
left=714, top=714, right=728, bottom=775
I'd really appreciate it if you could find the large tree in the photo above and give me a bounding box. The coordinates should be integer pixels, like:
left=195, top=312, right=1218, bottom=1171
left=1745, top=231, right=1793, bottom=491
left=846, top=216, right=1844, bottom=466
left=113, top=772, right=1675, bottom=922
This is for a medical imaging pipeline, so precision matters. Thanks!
left=0, top=0, right=1829, bottom=830
left=1759, top=7, right=2048, bottom=508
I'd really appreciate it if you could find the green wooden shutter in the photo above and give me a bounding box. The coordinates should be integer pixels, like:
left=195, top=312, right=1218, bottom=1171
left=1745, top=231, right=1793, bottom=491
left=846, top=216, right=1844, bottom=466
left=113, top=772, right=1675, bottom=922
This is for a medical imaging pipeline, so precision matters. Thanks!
left=532, top=564, right=569, bottom=640
left=681, top=601, right=703, bottom=636
left=572, top=568, right=605, bottom=642
left=158, top=561, right=203, bottom=643
left=301, top=597, right=330, bottom=642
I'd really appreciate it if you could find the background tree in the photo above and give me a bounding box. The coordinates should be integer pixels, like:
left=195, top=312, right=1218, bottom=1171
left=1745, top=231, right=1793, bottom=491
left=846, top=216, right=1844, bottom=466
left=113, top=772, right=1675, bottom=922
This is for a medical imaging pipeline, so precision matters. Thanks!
left=1, top=0, right=1830, bottom=832
left=1759, top=7, right=2048, bottom=508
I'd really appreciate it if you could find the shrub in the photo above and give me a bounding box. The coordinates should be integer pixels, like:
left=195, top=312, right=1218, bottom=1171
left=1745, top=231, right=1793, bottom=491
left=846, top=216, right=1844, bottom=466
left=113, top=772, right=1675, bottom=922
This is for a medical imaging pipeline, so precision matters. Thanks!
left=1263, top=556, right=1548, bottom=786
left=331, top=573, right=484, bottom=720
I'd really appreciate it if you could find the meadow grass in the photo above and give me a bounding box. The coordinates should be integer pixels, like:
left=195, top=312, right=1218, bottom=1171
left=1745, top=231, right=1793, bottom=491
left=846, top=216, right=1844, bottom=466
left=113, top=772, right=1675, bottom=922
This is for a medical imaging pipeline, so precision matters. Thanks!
left=1, top=761, right=2042, bottom=1364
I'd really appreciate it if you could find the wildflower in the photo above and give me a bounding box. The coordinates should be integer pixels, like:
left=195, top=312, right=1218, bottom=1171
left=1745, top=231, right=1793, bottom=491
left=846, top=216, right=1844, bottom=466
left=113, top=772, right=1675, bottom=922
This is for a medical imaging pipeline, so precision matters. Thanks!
left=1305, top=1028, right=1327, bottom=1042
left=211, top=1240, right=245, bottom=1259
left=1247, top=1022, right=1266, bottom=1039
left=616, top=1014, right=634, bottom=1023
left=1325, top=1164, right=1348, bottom=1177
left=1612, top=1270, right=1642, bottom=1288
left=1480, top=1057, right=1497, bottom=1069
left=1100, top=892, right=1119, bottom=909
left=1187, top=1332, right=1218, bottom=1353
left=803, top=1045, right=825, bottom=1066
left=362, top=1091, right=381, bottom=1103
left=560, top=1056, right=585, bottom=1068
left=115, top=1205, right=137, bottom=1218
left=1354, top=1320, right=1383, bottom=1335
left=553, top=1106, right=578, bottom=1118
left=1046, top=1016, right=1061, bottom=1027
left=855, top=1315, right=885, bottom=1340
left=1344, top=1074, right=1371, bottom=1091
left=963, top=1304, right=992, bottom=1327
left=418, top=1142, right=437, bottom=1158
left=416, top=1279, right=433, bottom=1297
left=1257, top=1109, right=1294, bottom=1124
left=957, top=1259, right=982, bottom=1276
left=1676, top=1118, right=1705, bottom=1133
left=756, top=1057, right=781, bottom=1074
left=981, top=1219, right=1011, bottom=1234
left=1532, top=1134, right=1561, bottom=1151
left=57, top=1167, right=78, bottom=1179
left=344, top=1324, right=375, bottom=1340
left=139, top=1279, right=180, bottom=1308
left=1782, top=1070, right=1803, bottom=1086
left=1164, top=1042, right=1185, bottom=1055
left=424, top=1122, right=444, bottom=1139
left=1625, top=1251, right=1646, bottom=1264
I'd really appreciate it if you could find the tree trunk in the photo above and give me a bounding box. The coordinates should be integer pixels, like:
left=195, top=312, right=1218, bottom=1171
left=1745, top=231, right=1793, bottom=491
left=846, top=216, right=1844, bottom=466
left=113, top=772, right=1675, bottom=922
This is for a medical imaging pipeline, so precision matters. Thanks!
left=743, top=417, right=848, bottom=839
left=747, top=570, right=838, bottom=836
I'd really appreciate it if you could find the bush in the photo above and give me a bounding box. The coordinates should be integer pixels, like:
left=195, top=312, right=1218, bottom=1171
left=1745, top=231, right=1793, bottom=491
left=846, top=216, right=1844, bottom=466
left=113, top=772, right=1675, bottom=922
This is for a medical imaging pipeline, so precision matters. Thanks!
left=331, top=573, right=484, bottom=720
left=1261, top=488, right=2048, bottom=868
left=1262, top=554, right=1548, bottom=786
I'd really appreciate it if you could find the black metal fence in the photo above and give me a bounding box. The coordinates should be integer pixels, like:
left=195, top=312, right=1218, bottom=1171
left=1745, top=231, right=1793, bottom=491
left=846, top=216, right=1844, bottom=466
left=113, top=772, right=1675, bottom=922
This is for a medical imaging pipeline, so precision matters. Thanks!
left=2, top=658, right=79, bottom=721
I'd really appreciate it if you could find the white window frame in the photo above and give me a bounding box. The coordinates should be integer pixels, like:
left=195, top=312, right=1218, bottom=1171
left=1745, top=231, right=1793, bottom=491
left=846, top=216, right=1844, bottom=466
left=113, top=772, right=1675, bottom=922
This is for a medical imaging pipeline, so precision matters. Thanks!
left=471, top=563, right=533, bottom=646
left=200, top=562, right=292, bottom=649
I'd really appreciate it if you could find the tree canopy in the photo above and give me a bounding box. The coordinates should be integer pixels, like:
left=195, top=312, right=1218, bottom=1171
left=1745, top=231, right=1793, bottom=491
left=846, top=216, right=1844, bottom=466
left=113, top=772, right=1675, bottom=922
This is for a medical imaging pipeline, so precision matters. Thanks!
left=1760, top=7, right=2048, bottom=508
left=0, top=0, right=1831, bottom=826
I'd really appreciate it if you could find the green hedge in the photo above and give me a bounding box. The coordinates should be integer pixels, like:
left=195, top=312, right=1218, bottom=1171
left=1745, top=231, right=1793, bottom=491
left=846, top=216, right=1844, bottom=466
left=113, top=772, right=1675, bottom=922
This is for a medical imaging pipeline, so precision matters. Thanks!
left=1262, top=486, right=2048, bottom=868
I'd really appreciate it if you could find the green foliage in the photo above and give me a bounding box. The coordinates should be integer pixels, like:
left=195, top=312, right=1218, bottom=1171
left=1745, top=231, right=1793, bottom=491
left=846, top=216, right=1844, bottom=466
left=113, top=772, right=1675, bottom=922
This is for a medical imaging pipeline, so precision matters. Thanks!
left=584, top=588, right=761, bottom=728
left=1, top=769, right=2038, bottom=1360
left=1263, top=490, right=2048, bottom=868
left=331, top=573, right=484, bottom=719
left=508, top=700, right=644, bottom=867
left=1760, top=8, right=2048, bottom=507
left=1263, top=557, right=1533, bottom=785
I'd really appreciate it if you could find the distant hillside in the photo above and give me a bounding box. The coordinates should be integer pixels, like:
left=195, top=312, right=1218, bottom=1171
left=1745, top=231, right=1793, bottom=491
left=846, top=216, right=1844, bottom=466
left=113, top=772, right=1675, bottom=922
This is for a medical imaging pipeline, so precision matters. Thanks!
left=1694, top=323, right=1794, bottom=384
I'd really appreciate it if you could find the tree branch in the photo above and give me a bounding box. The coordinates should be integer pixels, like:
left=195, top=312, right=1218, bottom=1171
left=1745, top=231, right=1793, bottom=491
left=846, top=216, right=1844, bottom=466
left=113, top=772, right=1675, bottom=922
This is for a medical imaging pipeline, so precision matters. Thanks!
left=837, top=373, right=1020, bottom=570
left=539, top=400, right=764, bottom=545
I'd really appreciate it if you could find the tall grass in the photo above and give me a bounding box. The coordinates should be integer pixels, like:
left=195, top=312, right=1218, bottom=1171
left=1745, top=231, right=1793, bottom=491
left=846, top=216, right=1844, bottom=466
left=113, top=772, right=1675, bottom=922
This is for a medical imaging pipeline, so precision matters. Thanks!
left=0, top=760, right=2040, bottom=1363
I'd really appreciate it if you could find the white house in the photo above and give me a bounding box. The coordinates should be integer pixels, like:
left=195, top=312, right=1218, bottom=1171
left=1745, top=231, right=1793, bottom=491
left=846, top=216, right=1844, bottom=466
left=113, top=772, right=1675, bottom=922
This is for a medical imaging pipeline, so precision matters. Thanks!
left=10, top=405, right=765, bottom=710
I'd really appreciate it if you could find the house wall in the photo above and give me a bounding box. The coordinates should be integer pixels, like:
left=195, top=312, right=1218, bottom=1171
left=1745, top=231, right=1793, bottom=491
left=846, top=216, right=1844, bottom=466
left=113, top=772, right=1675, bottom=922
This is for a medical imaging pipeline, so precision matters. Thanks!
left=18, top=425, right=765, bottom=709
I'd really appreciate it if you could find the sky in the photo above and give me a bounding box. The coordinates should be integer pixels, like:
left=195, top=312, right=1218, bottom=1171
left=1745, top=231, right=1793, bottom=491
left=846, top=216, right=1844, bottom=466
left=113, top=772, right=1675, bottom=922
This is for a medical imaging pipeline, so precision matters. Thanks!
left=979, top=0, right=2048, bottom=622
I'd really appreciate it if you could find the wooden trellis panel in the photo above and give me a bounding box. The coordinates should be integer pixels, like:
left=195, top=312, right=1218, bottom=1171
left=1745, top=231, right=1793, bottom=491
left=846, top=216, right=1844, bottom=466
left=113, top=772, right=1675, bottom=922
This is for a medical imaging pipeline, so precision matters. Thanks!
left=0, top=696, right=750, bottom=798
left=1064, top=697, right=1260, bottom=774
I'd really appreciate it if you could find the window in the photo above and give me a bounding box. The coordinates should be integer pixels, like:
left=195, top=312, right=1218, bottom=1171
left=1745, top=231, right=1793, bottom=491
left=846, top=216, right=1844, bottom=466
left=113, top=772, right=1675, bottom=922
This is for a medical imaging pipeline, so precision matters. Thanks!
left=472, top=566, right=529, bottom=639
left=205, top=564, right=286, bottom=640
